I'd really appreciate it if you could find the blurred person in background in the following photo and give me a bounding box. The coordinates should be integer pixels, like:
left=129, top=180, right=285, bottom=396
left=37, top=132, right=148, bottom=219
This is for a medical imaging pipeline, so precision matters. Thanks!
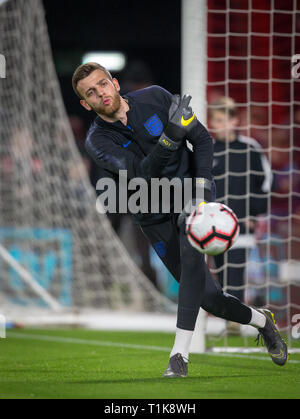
left=238, top=105, right=269, bottom=149
left=209, top=96, right=273, bottom=333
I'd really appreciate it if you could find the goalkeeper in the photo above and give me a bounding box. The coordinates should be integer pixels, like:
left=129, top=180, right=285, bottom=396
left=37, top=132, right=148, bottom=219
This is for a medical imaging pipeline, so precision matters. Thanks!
left=72, top=62, right=288, bottom=377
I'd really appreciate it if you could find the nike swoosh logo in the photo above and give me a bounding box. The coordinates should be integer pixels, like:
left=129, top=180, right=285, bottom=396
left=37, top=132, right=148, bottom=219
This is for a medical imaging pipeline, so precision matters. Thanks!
left=181, top=113, right=195, bottom=127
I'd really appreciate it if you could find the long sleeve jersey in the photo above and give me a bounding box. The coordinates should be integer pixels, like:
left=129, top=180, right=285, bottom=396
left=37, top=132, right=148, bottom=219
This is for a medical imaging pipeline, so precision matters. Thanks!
left=85, top=85, right=213, bottom=226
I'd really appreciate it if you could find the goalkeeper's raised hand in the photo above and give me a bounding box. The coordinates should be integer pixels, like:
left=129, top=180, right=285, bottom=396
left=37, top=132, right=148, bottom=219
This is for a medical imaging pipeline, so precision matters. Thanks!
left=159, top=94, right=197, bottom=151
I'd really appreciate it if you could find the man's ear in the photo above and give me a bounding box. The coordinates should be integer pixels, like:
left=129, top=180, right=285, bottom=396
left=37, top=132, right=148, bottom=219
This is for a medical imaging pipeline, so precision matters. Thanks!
left=80, top=99, right=92, bottom=111
left=112, top=78, right=120, bottom=92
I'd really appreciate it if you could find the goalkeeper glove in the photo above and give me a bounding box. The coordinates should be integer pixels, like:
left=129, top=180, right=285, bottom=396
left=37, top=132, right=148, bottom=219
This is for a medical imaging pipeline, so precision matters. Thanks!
left=159, top=94, right=197, bottom=151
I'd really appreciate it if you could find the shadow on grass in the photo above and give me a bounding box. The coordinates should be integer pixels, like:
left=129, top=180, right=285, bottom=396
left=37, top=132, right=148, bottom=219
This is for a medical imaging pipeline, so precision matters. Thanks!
left=66, top=374, right=262, bottom=386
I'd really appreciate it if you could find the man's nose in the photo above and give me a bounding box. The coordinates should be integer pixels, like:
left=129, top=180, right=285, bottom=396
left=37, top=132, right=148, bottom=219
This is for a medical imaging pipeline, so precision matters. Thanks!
left=95, top=86, right=104, bottom=97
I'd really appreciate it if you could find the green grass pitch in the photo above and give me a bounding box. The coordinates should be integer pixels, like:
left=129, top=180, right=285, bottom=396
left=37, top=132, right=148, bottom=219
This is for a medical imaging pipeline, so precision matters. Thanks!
left=0, top=328, right=300, bottom=399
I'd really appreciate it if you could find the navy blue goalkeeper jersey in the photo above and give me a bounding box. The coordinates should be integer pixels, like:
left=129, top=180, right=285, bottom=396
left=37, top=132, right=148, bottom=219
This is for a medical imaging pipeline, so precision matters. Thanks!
left=85, top=85, right=213, bottom=226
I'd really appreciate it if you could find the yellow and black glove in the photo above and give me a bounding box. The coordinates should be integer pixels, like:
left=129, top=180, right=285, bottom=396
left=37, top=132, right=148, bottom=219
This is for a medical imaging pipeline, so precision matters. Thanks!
left=159, top=94, right=197, bottom=151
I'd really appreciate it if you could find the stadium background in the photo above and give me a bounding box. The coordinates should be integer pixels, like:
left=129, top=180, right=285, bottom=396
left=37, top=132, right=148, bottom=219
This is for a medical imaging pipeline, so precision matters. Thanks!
left=0, top=0, right=300, bottom=400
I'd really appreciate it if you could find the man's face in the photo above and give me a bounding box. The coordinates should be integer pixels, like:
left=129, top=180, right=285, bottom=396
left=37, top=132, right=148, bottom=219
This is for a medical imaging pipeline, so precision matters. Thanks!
left=77, top=69, right=121, bottom=117
left=209, top=110, right=238, bottom=141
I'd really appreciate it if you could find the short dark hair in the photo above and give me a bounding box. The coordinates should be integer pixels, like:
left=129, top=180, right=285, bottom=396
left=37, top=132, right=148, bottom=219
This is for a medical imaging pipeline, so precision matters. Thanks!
left=72, top=62, right=113, bottom=99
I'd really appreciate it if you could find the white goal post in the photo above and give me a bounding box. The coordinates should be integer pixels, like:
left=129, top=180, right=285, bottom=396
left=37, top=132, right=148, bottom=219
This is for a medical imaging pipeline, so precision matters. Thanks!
left=181, top=0, right=208, bottom=353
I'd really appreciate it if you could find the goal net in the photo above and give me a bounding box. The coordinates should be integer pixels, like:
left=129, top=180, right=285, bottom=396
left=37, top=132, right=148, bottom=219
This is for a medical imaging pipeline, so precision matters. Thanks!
left=203, top=0, right=300, bottom=350
left=0, top=0, right=174, bottom=326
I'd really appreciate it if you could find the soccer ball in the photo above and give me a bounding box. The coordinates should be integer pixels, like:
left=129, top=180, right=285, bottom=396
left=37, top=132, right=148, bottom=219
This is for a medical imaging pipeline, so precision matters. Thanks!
left=185, top=202, right=240, bottom=256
